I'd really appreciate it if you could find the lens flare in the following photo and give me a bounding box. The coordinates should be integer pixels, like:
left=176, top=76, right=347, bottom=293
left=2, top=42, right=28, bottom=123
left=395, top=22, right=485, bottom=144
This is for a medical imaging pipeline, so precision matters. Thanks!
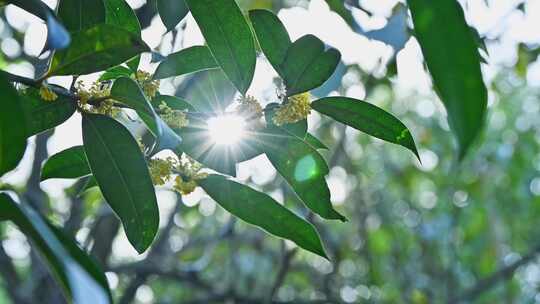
left=207, top=114, right=247, bottom=145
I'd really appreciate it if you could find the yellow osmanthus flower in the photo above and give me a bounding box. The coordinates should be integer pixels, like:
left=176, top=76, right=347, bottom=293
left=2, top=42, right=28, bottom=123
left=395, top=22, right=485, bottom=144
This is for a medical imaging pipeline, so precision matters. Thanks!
left=134, top=70, right=160, bottom=99
left=236, top=95, right=263, bottom=120
left=76, top=81, right=119, bottom=116
left=39, top=85, right=58, bottom=102
left=148, top=155, right=207, bottom=195
left=173, top=156, right=208, bottom=195
left=272, top=92, right=311, bottom=126
left=158, top=102, right=189, bottom=129
left=148, top=157, right=177, bottom=186
left=174, top=177, right=198, bottom=196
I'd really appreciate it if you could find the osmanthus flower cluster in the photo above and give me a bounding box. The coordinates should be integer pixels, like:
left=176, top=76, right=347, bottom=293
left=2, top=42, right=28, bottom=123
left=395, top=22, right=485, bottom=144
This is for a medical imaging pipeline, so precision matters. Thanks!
left=4, top=0, right=489, bottom=301
left=148, top=154, right=208, bottom=195
left=272, top=92, right=311, bottom=126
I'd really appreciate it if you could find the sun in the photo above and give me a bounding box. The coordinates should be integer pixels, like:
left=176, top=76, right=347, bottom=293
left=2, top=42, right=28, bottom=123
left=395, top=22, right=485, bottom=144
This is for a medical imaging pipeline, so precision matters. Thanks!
left=206, top=114, right=247, bottom=146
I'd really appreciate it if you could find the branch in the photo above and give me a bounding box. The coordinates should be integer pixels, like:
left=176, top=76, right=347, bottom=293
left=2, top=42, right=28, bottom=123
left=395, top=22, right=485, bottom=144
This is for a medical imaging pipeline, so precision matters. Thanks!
left=0, top=70, right=124, bottom=108
left=111, top=263, right=215, bottom=293
left=451, top=243, right=540, bottom=303
left=0, top=241, right=28, bottom=304
left=268, top=246, right=298, bottom=302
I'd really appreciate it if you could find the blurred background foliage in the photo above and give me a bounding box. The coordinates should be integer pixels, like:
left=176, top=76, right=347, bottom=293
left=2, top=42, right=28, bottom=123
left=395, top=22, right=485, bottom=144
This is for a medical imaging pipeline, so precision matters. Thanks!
left=1, top=0, right=540, bottom=303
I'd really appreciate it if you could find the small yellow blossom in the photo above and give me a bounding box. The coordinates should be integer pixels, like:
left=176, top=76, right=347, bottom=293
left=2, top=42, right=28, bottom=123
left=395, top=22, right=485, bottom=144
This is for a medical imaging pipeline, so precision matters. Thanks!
left=173, top=155, right=208, bottom=195
left=76, top=81, right=118, bottom=116
left=147, top=154, right=207, bottom=195
left=134, top=70, right=160, bottom=99
left=174, top=177, right=198, bottom=195
left=236, top=95, right=263, bottom=120
left=272, top=92, right=311, bottom=126
left=158, top=102, right=189, bottom=129
left=39, top=85, right=58, bottom=102
left=148, top=157, right=177, bottom=186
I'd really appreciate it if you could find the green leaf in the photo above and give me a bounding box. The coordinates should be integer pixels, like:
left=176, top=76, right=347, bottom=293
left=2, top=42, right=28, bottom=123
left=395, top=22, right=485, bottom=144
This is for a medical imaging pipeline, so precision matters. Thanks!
left=58, top=0, right=106, bottom=32
left=151, top=94, right=195, bottom=112
left=104, top=0, right=141, bottom=35
left=176, top=113, right=261, bottom=176
left=110, top=77, right=182, bottom=152
left=0, top=194, right=111, bottom=303
left=185, top=0, right=256, bottom=94
left=82, top=113, right=159, bottom=253
left=259, top=128, right=346, bottom=221
left=41, top=146, right=90, bottom=181
left=154, top=46, right=219, bottom=80
left=47, top=224, right=112, bottom=303
left=0, top=76, right=27, bottom=176
left=99, top=66, right=133, bottom=81
left=407, top=0, right=487, bottom=158
left=157, top=0, right=189, bottom=32
left=176, top=127, right=237, bottom=176
left=126, top=55, right=140, bottom=72
left=19, top=88, right=76, bottom=137
left=249, top=9, right=291, bottom=76
left=282, top=119, right=307, bottom=138
left=199, top=175, right=327, bottom=258
left=50, top=24, right=148, bottom=76
left=281, top=35, right=341, bottom=96
left=312, top=97, right=419, bottom=158
left=305, top=133, right=328, bottom=150
left=179, top=69, right=237, bottom=113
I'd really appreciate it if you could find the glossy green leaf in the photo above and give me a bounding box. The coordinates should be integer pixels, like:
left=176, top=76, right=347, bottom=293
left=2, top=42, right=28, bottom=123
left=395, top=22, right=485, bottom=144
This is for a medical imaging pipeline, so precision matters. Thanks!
left=126, top=56, right=140, bottom=72
left=104, top=0, right=141, bottom=35
left=407, top=0, right=487, bottom=158
left=305, top=133, right=328, bottom=150
left=282, top=119, right=307, bottom=139
left=176, top=113, right=260, bottom=176
left=50, top=24, right=148, bottom=76
left=151, top=94, right=195, bottom=112
left=157, top=0, right=189, bottom=32
left=0, top=194, right=111, bottom=303
left=110, top=77, right=182, bottom=152
left=99, top=66, right=133, bottom=81
left=176, top=126, right=237, bottom=176
left=47, top=224, right=112, bottom=303
left=249, top=9, right=291, bottom=75
left=281, top=35, right=341, bottom=96
left=185, top=0, right=256, bottom=94
left=199, top=175, right=327, bottom=258
left=82, top=113, right=159, bottom=253
left=41, top=146, right=90, bottom=181
left=58, top=0, right=106, bottom=32
left=178, top=69, right=236, bottom=113
left=154, top=46, right=218, bottom=80
left=19, top=88, right=76, bottom=137
left=0, top=76, right=27, bottom=176
left=312, top=97, right=419, bottom=158
left=259, top=128, right=346, bottom=221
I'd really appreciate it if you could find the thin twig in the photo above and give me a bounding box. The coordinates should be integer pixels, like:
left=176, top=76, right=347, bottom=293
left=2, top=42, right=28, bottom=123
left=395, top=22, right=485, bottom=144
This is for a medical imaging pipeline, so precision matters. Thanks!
left=451, top=243, right=540, bottom=303
left=268, top=247, right=298, bottom=302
